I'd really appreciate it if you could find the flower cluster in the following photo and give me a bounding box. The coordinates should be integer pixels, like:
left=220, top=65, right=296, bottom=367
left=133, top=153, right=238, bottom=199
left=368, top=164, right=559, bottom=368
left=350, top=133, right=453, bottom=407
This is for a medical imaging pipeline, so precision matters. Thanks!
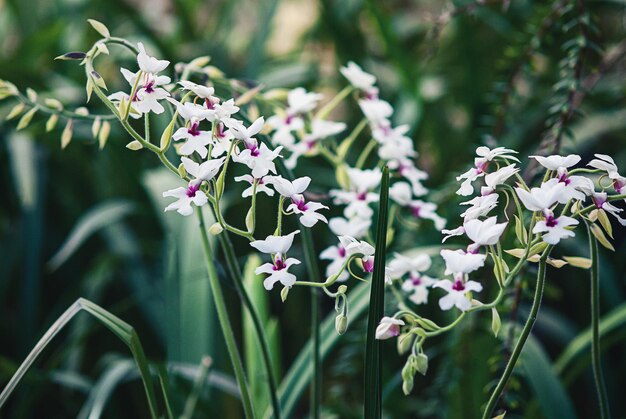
left=375, top=145, right=626, bottom=394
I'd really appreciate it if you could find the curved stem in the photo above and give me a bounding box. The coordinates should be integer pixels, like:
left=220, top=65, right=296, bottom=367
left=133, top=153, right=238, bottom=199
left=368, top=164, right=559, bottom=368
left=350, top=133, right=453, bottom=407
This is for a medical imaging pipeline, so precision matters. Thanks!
left=587, top=223, right=611, bottom=419
left=216, top=233, right=282, bottom=419
left=482, top=245, right=553, bottom=419
left=196, top=210, right=255, bottom=419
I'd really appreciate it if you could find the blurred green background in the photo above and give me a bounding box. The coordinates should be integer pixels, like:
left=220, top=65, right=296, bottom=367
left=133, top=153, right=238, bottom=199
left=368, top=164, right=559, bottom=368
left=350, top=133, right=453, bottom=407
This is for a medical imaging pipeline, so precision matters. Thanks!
left=1, top=0, right=626, bottom=417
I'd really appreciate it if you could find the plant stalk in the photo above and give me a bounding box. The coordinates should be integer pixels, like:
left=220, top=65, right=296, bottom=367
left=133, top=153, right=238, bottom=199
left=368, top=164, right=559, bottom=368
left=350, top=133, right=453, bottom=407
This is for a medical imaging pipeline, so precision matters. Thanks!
left=196, top=209, right=255, bottom=419
left=482, top=245, right=553, bottom=419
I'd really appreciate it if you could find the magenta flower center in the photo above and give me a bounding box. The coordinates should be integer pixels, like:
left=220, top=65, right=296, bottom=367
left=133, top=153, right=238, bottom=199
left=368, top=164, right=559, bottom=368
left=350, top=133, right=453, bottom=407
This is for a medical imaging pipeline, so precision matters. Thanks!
left=411, top=274, right=422, bottom=286
left=452, top=280, right=465, bottom=291
left=545, top=213, right=558, bottom=228
left=273, top=257, right=286, bottom=271
left=338, top=245, right=346, bottom=258
left=143, top=81, right=155, bottom=94
left=188, top=121, right=201, bottom=136
left=186, top=183, right=200, bottom=197
left=292, top=197, right=308, bottom=212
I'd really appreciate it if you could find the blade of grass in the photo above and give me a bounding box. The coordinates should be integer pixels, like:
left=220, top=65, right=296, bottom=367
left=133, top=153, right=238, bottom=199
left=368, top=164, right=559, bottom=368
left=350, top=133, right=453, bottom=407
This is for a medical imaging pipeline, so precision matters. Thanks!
left=364, top=166, right=389, bottom=419
left=0, top=298, right=160, bottom=419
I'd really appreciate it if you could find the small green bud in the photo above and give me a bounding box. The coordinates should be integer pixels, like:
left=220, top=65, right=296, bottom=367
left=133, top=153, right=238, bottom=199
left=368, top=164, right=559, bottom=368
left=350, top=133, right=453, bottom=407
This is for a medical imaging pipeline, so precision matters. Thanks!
left=208, top=223, right=223, bottom=235
left=396, top=333, right=414, bottom=355
left=491, top=308, right=501, bottom=338
left=335, top=314, right=348, bottom=335
left=415, top=353, right=428, bottom=376
left=280, top=286, right=290, bottom=303
left=337, top=285, right=348, bottom=294
left=245, top=208, right=254, bottom=233
left=177, top=163, right=187, bottom=178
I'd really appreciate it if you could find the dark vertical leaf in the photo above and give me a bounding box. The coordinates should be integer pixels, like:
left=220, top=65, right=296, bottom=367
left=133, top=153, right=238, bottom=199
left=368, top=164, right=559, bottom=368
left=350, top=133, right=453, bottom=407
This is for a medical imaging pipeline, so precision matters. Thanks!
left=364, top=166, right=389, bottom=419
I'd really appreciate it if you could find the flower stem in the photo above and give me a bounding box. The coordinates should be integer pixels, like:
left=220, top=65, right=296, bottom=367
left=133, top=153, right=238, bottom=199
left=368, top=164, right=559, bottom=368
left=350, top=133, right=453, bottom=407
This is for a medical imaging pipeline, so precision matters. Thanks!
left=482, top=245, right=553, bottom=419
left=196, top=209, right=255, bottom=419
left=587, top=223, right=611, bottom=419
left=216, top=232, right=282, bottom=419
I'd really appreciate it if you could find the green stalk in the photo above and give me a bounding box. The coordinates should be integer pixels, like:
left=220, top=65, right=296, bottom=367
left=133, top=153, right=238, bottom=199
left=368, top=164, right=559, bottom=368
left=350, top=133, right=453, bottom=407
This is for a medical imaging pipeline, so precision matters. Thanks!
left=196, top=210, right=255, bottom=419
left=587, top=224, right=611, bottom=419
left=216, top=233, right=282, bottom=419
left=482, top=245, right=553, bottom=419
left=180, top=356, right=212, bottom=419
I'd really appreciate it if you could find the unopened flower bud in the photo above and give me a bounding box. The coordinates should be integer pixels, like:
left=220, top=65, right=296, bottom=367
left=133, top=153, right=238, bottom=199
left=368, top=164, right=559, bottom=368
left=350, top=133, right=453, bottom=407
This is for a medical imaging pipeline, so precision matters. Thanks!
left=337, top=285, right=348, bottom=294
left=245, top=208, right=254, bottom=232
left=415, top=353, right=428, bottom=376
left=208, top=223, right=223, bottom=235
left=375, top=316, right=404, bottom=340
left=397, top=333, right=414, bottom=355
left=280, top=286, right=290, bottom=302
left=362, top=256, right=374, bottom=273
left=401, top=357, right=416, bottom=395
left=335, top=314, right=348, bottom=335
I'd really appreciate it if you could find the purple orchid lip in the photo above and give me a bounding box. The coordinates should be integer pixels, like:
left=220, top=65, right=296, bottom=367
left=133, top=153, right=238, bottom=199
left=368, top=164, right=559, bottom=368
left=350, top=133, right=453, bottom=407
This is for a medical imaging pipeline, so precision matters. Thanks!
left=187, top=121, right=201, bottom=136
left=186, top=183, right=201, bottom=197
left=292, top=196, right=308, bottom=211
left=452, top=279, right=465, bottom=291
left=273, top=257, right=286, bottom=271
left=338, top=245, right=346, bottom=258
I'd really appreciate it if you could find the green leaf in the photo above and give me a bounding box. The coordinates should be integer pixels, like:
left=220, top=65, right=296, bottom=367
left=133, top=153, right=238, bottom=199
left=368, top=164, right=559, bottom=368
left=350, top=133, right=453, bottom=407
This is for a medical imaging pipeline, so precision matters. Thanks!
left=364, top=166, right=389, bottom=419
left=46, top=200, right=135, bottom=271
left=0, top=299, right=160, bottom=419
left=519, top=336, right=578, bottom=419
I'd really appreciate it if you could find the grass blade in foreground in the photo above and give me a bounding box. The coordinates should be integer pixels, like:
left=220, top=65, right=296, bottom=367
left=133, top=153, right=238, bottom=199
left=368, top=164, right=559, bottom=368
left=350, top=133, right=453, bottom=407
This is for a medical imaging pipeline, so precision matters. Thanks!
left=364, top=166, right=390, bottom=419
left=0, top=298, right=160, bottom=419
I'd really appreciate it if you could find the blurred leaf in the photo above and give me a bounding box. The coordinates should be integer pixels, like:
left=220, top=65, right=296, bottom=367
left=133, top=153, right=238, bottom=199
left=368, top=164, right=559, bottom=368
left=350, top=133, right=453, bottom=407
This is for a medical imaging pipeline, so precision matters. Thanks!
left=519, top=336, right=577, bottom=419
left=7, top=132, right=37, bottom=209
left=46, top=200, right=135, bottom=272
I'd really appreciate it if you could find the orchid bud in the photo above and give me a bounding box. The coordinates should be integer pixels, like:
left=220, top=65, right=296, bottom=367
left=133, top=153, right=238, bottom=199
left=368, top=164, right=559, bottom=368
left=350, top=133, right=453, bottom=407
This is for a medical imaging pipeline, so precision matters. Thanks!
left=337, top=285, right=348, bottom=294
left=375, top=316, right=404, bottom=340
left=208, top=223, right=223, bottom=236
left=245, top=208, right=254, bottom=233
left=280, top=286, right=290, bottom=302
left=397, top=333, right=414, bottom=355
left=177, top=163, right=187, bottom=179
left=401, top=357, right=416, bottom=395
left=335, top=314, right=348, bottom=335
left=362, top=256, right=374, bottom=273
left=415, top=353, right=428, bottom=375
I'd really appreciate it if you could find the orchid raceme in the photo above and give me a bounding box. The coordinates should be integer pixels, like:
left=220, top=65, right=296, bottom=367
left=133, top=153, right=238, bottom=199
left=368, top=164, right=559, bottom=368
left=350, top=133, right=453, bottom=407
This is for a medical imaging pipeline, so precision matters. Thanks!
left=5, top=19, right=626, bottom=419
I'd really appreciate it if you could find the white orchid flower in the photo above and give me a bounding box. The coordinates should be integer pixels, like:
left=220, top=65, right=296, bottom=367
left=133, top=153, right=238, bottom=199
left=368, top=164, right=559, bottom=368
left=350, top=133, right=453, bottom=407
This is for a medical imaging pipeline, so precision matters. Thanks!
left=265, top=175, right=311, bottom=198
left=481, top=164, right=518, bottom=195
left=433, top=277, right=483, bottom=311
left=375, top=317, right=404, bottom=340
left=530, top=154, right=581, bottom=171
left=533, top=209, right=579, bottom=244
left=234, top=175, right=275, bottom=198
left=456, top=146, right=519, bottom=196
left=460, top=194, right=499, bottom=220
left=286, top=87, right=323, bottom=115
left=593, top=193, right=626, bottom=226
left=588, top=154, right=626, bottom=194
left=401, top=273, right=437, bottom=305
left=338, top=235, right=375, bottom=272
left=409, top=200, right=446, bottom=231
left=358, top=98, right=393, bottom=126
left=178, top=80, right=215, bottom=99
left=328, top=217, right=371, bottom=239
left=256, top=258, right=301, bottom=290
left=515, top=181, right=567, bottom=211
left=233, top=139, right=283, bottom=178
left=136, top=42, right=169, bottom=74
left=440, top=249, right=486, bottom=275
left=464, top=216, right=507, bottom=247
left=388, top=253, right=432, bottom=280
left=287, top=194, right=328, bottom=228
left=229, top=117, right=265, bottom=142
left=181, top=157, right=225, bottom=184
left=340, top=61, right=377, bottom=92
left=163, top=182, right=207, bottom=216
left=250, top=231, right=299, bottom=257
left=320, top=241, right=350, bottom=282
left=119, top=68, right=170, bottom=115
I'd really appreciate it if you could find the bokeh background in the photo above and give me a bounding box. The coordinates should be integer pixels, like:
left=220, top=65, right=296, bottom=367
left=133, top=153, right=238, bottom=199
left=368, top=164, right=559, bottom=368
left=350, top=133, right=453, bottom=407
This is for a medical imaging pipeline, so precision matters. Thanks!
left=1, top=0, right=626, bottom=417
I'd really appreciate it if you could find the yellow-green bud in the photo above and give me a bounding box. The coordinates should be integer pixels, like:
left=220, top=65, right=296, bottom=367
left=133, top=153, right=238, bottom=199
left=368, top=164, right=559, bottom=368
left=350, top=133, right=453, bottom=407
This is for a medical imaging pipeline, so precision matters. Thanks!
left=335, top=314, right=348, bottom=335
left=208, top=223, right=223, bottom=236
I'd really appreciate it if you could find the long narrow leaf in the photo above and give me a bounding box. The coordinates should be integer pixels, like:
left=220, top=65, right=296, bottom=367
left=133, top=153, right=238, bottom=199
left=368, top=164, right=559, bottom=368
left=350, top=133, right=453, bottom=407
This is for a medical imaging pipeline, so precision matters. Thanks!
left=0, top=298, right=160, bottom=419
left=364, top=166, right=389, bottom=419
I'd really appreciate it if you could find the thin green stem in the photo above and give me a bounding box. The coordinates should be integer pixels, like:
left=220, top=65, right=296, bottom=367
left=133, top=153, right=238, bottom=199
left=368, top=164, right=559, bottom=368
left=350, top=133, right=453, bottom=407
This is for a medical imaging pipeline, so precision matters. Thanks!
left=355, top=138, right=377, bottom=169
left=587, top=222, right=611, bottom=419
left=482, top=245, right=553, bottom=419
left=216, top=233, right=282, bottom=419
left=196, top=210, right=255, bottom=419
left=180, top=357, right=212, bottom=419
left=314, top=85, right=353, bottom=120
